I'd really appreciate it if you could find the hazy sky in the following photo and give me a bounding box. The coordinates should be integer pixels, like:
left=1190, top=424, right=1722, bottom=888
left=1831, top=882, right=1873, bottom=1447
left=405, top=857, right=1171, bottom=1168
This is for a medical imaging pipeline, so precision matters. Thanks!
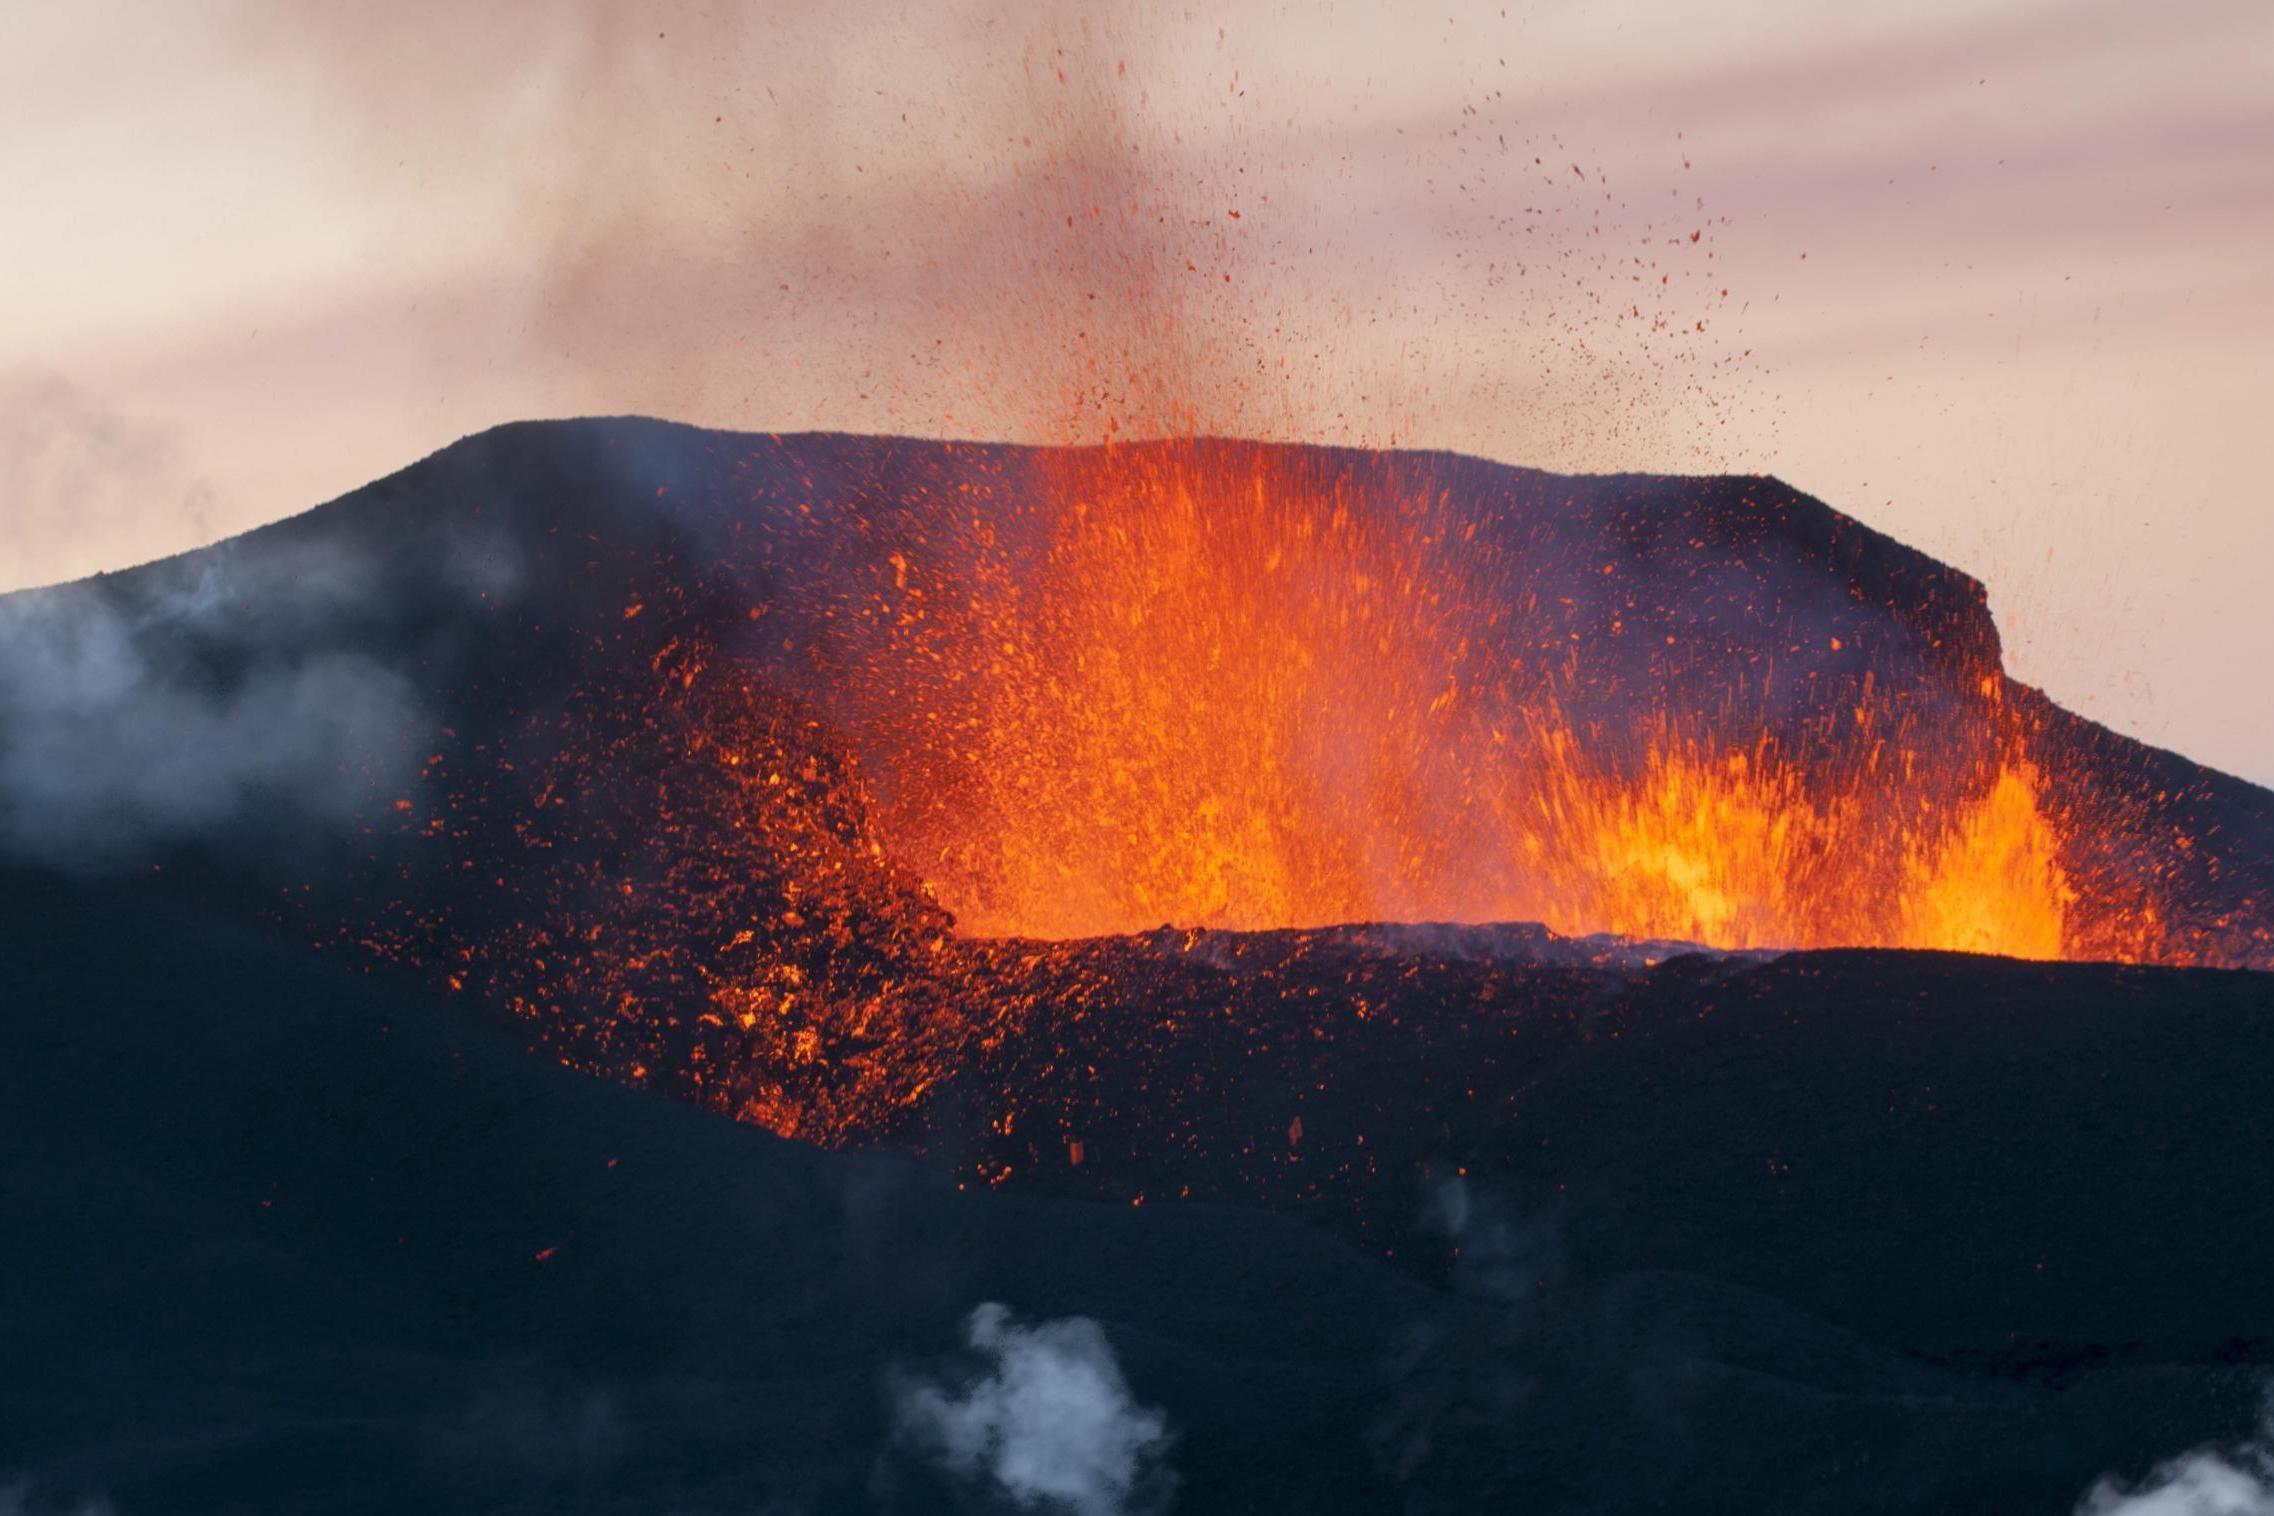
left=4, top=0, right=2270, bottom=783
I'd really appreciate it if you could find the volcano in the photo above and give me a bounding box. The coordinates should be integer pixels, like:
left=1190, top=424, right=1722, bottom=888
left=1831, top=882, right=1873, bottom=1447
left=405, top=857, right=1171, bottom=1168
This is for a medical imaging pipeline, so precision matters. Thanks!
left=4, top=417, right=2273, bottom=1513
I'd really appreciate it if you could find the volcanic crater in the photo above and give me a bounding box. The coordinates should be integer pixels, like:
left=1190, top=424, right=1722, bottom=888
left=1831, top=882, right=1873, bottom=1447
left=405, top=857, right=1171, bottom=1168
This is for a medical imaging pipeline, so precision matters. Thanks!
left=22, top=416, right=2263, bottom=1196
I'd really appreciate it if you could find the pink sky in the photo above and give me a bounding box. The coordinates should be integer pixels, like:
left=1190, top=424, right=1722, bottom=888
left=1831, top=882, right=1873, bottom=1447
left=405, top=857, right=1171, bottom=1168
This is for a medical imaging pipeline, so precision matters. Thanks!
left=4, top=0, right=2270, bottom=783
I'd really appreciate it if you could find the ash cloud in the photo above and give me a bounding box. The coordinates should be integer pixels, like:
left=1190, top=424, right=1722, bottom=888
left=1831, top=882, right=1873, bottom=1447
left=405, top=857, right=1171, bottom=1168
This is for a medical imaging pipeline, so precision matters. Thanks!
left=2076, top=1398, right=2274, bottom=1516
left=891, top=1303, right=1175, bottom=1516
left=218, top=0, right=1754, bottom=461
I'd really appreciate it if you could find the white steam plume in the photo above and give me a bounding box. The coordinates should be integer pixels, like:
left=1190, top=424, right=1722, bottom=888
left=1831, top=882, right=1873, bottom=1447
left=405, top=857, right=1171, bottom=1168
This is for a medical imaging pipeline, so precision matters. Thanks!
left=892, top=1302, right=1175, bottom=1516
left=2077, top=1399, right=2274, bottom=1516
left=0, top=583, right=420, bottom=869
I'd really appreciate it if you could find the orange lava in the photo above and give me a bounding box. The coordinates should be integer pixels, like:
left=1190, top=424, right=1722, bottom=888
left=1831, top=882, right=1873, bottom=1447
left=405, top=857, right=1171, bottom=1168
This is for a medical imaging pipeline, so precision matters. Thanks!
left=842, top=442, right=2163, bottom=960
left=1510, top=728, right=2092, bottom=958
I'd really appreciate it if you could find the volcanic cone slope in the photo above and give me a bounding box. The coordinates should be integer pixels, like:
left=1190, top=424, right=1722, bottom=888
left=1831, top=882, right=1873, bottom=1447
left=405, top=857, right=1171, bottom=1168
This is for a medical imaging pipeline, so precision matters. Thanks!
left=4, top=870, right=2274, bottom=1514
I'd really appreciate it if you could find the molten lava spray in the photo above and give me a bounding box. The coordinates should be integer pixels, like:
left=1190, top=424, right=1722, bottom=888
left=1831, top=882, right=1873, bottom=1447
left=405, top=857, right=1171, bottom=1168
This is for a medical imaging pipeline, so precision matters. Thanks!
left=809, top=440, right=2162, bottom=961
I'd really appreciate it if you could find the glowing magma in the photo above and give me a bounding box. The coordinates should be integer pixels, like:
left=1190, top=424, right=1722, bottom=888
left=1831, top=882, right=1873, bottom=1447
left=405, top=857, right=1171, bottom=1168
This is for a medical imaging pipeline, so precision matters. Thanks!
left=830, top=442, right=2162, bottom=960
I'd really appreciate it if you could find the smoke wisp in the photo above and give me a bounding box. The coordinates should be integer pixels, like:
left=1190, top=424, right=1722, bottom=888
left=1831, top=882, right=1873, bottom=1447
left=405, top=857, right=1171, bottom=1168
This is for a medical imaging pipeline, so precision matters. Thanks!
left=2076, top=1399, right=2274, bottom=1516
left=891, top=1302, right=1175, bottom=1516
left=1424, top=1174, right=1560, bottom=1307
left=0, top=527, right=460, bottom=871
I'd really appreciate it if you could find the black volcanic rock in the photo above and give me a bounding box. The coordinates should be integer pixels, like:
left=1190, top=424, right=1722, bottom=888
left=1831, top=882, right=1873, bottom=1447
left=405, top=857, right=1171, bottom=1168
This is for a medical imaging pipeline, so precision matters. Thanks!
left=4, top=869, right=2274, bottom=1515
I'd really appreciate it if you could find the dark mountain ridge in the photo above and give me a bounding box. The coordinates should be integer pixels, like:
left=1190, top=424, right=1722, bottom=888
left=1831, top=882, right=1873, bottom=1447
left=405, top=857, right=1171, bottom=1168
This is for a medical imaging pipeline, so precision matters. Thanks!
left=4, top=417, right=2273, bottom=1511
